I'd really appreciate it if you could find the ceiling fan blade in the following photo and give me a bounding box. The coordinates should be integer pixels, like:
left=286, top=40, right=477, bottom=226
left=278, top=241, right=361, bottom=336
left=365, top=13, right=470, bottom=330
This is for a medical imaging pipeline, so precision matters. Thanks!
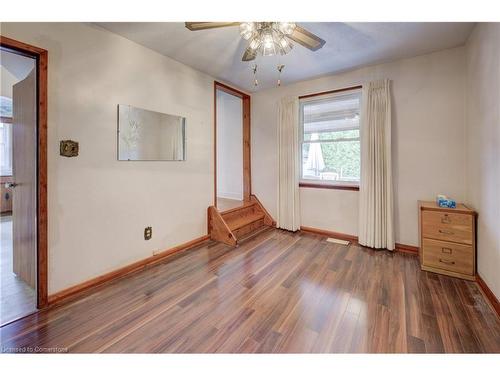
left=288, top=25, right=326, bottom=51
left=242, top=47, right=257, bottom=62
left=185, top=22, right=240, bottom=31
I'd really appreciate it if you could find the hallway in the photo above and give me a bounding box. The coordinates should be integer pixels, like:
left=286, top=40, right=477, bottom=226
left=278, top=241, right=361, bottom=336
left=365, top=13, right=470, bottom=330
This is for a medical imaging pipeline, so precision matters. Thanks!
left=0, top=215, right=36, bottom=326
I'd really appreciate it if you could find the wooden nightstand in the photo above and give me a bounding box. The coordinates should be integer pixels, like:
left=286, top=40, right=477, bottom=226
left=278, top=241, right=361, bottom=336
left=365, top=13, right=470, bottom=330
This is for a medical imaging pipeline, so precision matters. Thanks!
left=418, top=201, right=477, bottom=280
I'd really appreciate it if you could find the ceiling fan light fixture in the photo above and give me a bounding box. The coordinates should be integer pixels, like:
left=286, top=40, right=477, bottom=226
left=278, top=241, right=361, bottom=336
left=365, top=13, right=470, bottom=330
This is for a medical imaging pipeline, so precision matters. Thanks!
left=262, top=31, right=274, bottom=47
left=278, top=37, right=293, bottom=55
left=261, top=30, right=277, bottom=56
left=239, top=22, right=256, bottom=40
left=241, top=22, right=301, bottom=60
left=248, top=37, right=261, bottom=50
left=277, top=22, right=296, bottom=35
left=184, top=21, right=326, bottom=63
left=261, top=43, right=277, bottom=56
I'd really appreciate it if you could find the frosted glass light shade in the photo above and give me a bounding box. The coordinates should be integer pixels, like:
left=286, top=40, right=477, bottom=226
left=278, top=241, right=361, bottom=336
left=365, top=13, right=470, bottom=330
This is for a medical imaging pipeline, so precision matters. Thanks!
left=261, top=30, right=277, bottom=56
left=242, top=22, right=296, bottom=58
left=277, top=22, right=296, bottom=35
left=239, top=22, right=256, bottom=40
left=249, top=37, right=261, bottom=50
left=278, top=37, right=293, bottom=54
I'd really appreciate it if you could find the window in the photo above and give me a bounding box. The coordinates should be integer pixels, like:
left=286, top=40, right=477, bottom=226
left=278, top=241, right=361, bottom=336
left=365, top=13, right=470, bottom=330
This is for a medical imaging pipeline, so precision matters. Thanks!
left=0, top=121, right=13, bottom=176
left=0, top=96, right=13, bottom=177
left=299, top=89, right=361, bottom=188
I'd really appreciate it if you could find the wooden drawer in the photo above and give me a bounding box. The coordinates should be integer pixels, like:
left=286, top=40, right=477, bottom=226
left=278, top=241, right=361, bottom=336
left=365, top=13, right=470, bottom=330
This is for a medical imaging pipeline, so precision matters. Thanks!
left=422, top=238, right=474, bottom=275
left=421, top=210, right=473, bottom=245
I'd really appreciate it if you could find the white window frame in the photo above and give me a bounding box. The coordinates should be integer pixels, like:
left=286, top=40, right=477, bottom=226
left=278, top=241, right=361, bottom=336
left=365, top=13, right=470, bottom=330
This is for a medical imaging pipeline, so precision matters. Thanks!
left=299, top=88, right=362, bottom=189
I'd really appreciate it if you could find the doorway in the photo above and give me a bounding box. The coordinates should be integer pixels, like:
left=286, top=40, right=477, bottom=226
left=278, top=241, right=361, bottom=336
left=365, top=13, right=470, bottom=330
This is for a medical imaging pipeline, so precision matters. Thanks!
left=0, top=36, right=48, bottom=326
left=214, top=82, right=250, bottom=212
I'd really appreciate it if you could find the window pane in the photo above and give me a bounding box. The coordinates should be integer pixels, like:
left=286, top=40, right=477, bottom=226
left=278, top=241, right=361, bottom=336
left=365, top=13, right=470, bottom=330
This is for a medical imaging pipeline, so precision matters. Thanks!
left=302, top=140, right=360, bottom=182
left=304, top=129, right=359, bottom=141
left=321, top=140, right=360, bottom=181
left=0, top=96, right=13, bottom=117
left=303, top=92, right=360, bottom=134
left=300, top=90, right=361, bottom=184
left=0, top=122, right=13, bottom=176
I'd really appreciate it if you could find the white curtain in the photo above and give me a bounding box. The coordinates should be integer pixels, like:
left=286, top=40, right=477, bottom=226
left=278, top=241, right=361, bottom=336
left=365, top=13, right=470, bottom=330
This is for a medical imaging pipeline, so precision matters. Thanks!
left=358, top=79, right=395, bottom=250
left=277, top=96, right=300, bottom=231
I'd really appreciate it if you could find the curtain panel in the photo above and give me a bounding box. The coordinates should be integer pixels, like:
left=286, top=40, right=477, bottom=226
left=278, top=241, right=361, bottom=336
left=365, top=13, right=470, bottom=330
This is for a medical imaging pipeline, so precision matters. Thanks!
left=358, top=79, right=395, bottom=250
left=277, top=96, right=300, bottom=231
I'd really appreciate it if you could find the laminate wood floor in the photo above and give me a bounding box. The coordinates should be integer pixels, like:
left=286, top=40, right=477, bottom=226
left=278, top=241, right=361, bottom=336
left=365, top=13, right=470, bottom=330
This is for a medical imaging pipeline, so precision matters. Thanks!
left=1, top=228, right=499, bottom=353
left=0, top=215, right=36, bottom=326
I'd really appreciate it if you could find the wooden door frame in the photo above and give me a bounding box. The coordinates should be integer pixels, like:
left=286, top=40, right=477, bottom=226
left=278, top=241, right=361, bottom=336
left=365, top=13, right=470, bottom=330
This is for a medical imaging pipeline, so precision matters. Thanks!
left=213, top=81, right=251, bottom=206
left=0, top=35, right=48, bottom=309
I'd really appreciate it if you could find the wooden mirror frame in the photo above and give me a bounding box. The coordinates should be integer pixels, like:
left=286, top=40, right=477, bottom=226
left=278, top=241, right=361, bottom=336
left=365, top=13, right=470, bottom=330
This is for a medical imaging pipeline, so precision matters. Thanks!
left=213, top=81, right=251, bottom=206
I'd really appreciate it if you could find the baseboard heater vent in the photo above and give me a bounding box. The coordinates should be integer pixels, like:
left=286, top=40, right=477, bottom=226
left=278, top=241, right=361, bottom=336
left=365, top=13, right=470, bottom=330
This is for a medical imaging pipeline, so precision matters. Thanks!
left=326, top=237, right=350, bottom=245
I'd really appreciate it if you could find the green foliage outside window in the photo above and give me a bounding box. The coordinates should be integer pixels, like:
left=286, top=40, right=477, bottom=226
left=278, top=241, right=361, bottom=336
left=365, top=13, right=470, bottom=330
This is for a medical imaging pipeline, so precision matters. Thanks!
left=303, top=129, right=360, bottom=180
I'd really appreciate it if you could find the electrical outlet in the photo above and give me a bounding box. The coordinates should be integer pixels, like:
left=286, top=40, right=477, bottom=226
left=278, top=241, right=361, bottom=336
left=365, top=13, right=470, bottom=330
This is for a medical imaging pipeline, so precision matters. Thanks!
left=144, top=226, right=152, bottom=240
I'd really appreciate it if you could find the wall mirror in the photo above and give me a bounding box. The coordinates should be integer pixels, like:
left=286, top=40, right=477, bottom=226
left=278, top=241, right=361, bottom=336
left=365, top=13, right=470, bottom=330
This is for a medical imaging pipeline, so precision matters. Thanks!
left=118, top=104, right=186, bottom=161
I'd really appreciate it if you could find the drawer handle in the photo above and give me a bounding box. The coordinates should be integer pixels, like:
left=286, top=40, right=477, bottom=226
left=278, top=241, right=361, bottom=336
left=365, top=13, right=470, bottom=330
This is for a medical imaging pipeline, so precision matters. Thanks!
left=441, top=247, right=452, bottom=254
left=438, top=229, right=454, bottom=235
left=441, top=215, right=451, bottom=224
left=439, top=259, right=455, bottom=265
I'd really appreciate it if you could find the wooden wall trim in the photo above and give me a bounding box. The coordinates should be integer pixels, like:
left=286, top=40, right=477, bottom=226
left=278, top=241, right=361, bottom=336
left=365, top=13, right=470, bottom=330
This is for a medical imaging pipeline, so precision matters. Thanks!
left=298, top=85, right=363, bottom=100
left=300, top=226, right=358, bottom=243
left=299, top=182, right=359, bottom=191
left=37, top=43, right=49, bottom=309
left=476, top=274, right=500, bottom=317
left=213, top=82, right=217, bottom=208
left=0, top=35, right=47, bottom=55
left=215, top=81, right=250, bottom=99
left=395, top=243, right=420, bottom=255
left=47, top=235, right=210, bottom=307
left=1, top=35, right=48, bottom=309
left=214, top=81, right=252, bottom=206
left=299, top=226, right=419, bottom=254
left=242, top=96, right=251, bottom=200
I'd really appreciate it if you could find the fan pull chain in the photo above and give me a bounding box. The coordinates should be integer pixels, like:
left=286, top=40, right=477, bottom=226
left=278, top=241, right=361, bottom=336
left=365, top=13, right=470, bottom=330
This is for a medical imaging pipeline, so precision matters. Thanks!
left=277, top=64, right=285, bottom=87
left=252, top=64, right=258, bottom=87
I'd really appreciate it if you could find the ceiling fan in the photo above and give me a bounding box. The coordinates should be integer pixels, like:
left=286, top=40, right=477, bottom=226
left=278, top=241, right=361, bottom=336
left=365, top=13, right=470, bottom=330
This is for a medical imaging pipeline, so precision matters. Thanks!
left=185, top=22, right=326, bottom=61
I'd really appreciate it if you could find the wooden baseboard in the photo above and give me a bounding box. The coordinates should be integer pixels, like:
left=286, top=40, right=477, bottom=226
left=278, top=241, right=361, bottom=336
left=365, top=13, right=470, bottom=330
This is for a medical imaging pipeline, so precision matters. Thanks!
left=395, top=242, right=419, bottom=255
left=299, top=226, right=418, bottom=255
left=476, top=274, right=500, bottom=317
left=47, top=234, right=210, bottom=306
left=300, top=226, right=358, bottom=243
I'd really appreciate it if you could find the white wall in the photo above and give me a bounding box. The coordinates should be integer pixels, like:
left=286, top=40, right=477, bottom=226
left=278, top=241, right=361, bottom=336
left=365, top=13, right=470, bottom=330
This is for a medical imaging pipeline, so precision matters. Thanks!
left=0, top=23, right=215, bottom=294
left=252, top=47, right=467, bottom=246
left=465, top=23, right=500, bottom=299
left=4, top=21, right=494, bottom=298
left=216, top=89, right=243, bottom=200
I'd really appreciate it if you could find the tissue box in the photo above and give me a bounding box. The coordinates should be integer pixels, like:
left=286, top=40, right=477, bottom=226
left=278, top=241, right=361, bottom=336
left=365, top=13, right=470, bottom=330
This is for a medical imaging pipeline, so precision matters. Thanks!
left=436, top=195, right=456, bottom=208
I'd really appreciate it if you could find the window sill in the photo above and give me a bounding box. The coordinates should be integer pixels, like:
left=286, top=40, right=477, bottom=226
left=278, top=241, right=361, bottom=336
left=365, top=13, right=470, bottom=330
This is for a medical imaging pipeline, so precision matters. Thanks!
left=299, top=182, right=359, bottom=191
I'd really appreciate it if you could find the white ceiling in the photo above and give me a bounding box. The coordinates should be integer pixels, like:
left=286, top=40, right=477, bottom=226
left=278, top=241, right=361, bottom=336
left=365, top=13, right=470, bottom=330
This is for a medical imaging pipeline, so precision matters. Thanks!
left=95, top=22, right=475, bottom=92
